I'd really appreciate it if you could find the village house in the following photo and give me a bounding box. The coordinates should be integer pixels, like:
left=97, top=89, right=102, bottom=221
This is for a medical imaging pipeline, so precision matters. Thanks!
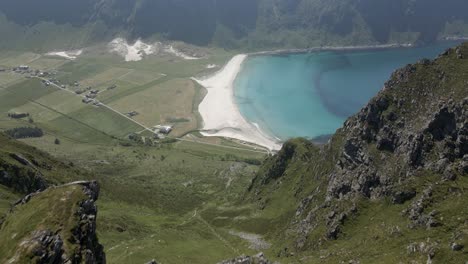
left=154, top=125, right=173, bottom=135
left=82, top=98, right=93, bottom=104
left=126, top=111, right=139, bottom=117
left=85, top=93, right=97, bottom=99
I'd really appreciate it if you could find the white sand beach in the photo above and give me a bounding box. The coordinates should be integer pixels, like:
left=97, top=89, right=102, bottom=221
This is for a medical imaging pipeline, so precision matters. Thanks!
left=46, top=49, right=83, bottom=60
left=193, top=54, right=282, bottom=151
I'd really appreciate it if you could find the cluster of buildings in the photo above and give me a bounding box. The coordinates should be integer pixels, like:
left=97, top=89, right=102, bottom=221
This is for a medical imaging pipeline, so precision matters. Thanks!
left=13, top=65, right=34, bottom=75
left=40, top=77, right=63, bottom=88
left=82, top=89, right=101, bottom=107
left=12, top=65, right=56, bottom=80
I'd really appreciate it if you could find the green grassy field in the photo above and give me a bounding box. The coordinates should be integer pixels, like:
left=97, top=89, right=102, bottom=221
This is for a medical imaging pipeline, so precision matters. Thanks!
left=0, top=47, right=275, bottom=263
left=0, top=47, right=231, bottom=141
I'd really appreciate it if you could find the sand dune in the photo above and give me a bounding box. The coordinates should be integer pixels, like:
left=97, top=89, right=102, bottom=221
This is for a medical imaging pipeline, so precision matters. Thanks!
left=109, top=38, right=156, bottom=62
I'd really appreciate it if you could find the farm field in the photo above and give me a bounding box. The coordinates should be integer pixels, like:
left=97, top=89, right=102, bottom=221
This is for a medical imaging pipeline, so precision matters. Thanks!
left=0, top=47, right=275, bottom=263
left=0, top=47, right=235, bottom=143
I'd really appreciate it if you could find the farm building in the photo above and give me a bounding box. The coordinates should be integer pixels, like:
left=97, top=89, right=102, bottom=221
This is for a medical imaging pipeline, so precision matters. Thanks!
left=155, top=125, right=173, bottom=134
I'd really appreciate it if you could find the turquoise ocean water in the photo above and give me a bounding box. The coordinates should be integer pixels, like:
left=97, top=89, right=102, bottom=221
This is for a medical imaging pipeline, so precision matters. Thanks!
left=234, top=42, right=461, bottom=141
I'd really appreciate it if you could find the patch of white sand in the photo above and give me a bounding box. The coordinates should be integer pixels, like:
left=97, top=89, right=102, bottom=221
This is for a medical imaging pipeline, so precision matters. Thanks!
left=193, top=54, right=282, bottom=151
left=46, top=49, right=82, bottom=60
left=164, top=45, right=200, bottom=60
left=109, top=38, right=156, bottom=62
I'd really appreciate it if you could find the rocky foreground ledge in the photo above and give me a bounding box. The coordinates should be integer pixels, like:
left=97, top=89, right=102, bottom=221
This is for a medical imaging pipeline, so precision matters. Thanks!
left=0, top=181, right=105, bottom=264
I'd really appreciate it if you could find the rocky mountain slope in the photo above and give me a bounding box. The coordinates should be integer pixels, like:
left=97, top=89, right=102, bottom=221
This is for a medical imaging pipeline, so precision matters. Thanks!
left=247, top=43, right=468, bottom=262
left=0, top=133, right=105, bottom=263
left=1, top=0, right=468, bottom=50
left=0, top=181, right=105, bottom=264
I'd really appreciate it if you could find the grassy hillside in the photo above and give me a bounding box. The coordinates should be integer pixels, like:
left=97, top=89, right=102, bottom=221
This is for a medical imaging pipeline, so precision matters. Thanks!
left=0, top=44, right=273, bottom=262
left=245, top=43, right=468, bottom=263
left=0, top=182, right=105, bottom=263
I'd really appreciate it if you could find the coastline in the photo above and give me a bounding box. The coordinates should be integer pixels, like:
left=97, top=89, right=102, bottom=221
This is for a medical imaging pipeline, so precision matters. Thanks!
left=248, top=38, right=467, bottom=57
left=192, top=54, right=282, bottom=151
left=248, top=43, right=415, bottom=56
left=193, top=40, right=464, bottom=151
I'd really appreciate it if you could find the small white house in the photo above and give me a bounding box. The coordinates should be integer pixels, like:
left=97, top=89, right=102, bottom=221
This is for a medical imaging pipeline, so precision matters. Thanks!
left=154, top=125, right=173, bottom=134
left=160, top=126, right=173, bottom=134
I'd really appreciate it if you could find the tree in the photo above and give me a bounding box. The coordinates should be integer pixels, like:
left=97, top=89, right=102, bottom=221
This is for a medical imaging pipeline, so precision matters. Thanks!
left=54, top=138, right=61, bottom=145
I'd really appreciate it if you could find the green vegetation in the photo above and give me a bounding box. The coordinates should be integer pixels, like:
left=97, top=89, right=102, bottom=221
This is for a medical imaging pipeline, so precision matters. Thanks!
left=242, top=43, right=468, bottom=263
left=5, top=126, right=43, bottom=139
left=0, top=42, right=269, bottom=262
left=0, top=185, right=87, bottom=263
left=0, top=9, right=467, bottom=261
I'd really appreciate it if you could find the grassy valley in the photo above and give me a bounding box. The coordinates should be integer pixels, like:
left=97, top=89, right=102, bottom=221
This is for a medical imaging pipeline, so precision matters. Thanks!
left=0, top=3, right=467, bottom=262
left=0, top=44, right=275, bottom=263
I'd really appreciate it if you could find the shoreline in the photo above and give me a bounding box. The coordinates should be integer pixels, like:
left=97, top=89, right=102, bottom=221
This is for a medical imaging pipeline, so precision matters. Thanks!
left=248, top=43, right=415, bottom=56
left=247, top=38, right=466, bottom=56
left=193, top=40, right=465, bottom=151
left=192, top=54, right=282, bottom=151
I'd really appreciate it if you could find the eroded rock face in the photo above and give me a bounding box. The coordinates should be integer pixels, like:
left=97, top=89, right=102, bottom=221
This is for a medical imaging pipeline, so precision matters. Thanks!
left=249, top=45, right=468, bottom=252
left=18, top=230, right=64, bottom=263
left=328, top=96, right=467, bottom=201
left=218, top=252, right=272, bottom=264
left=6, top=181, right=106, bottom=264
left=0, top=156, right=48, bottom=194
left=70, top=181, right=106, bottom=264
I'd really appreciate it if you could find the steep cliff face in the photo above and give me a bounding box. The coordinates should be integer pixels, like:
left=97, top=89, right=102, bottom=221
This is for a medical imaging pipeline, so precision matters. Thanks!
left=0, top=181, right=105, bottom=264
left=0, top=133, right=105, bottom=263
left=248, top=43, right=468, bottom=262
left=0, top=133, right=89, bottom=195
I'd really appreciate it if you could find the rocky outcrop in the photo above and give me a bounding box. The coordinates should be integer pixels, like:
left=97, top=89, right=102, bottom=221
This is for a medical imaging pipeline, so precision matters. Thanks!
left=248, top=44, right=468, bottom=256
left=68, top=181, right=106, bottom=264
left=0, top=154, right=49, bottom=194
left=17, top=230, right=65, bottom=263
left=218, top=252, right=272, bottom=264
left=3, top=181, right=105, bottom=264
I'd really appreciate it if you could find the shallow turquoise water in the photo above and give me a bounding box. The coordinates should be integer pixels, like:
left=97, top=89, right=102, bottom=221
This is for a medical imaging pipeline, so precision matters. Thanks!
left=234, top=42, right=460, bottom=140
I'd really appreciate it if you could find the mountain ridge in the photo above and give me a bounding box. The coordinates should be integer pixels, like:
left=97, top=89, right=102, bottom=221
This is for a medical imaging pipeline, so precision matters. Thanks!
left=246, top=43, right=468, bottom=262
left=1, top=0, right=468, bottom=51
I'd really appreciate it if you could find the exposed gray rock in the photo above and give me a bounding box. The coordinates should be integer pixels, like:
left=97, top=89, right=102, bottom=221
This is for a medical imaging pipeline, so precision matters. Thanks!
left=403, top=186, right=441, bottom=229
left=456, top=47, right=464, bottom=59
left=9, top=181, right=106, bottom=264
left=443, top=166, right=457, bottom=181
left=21, top=230, right=64, bottom=264
left=451, top=242, right=464, bottom=251
left=218, top=252, right=272, bottom=264
left=69, top=181, right=105, bottom=264
left=392, top=189, right=416, bottom=204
